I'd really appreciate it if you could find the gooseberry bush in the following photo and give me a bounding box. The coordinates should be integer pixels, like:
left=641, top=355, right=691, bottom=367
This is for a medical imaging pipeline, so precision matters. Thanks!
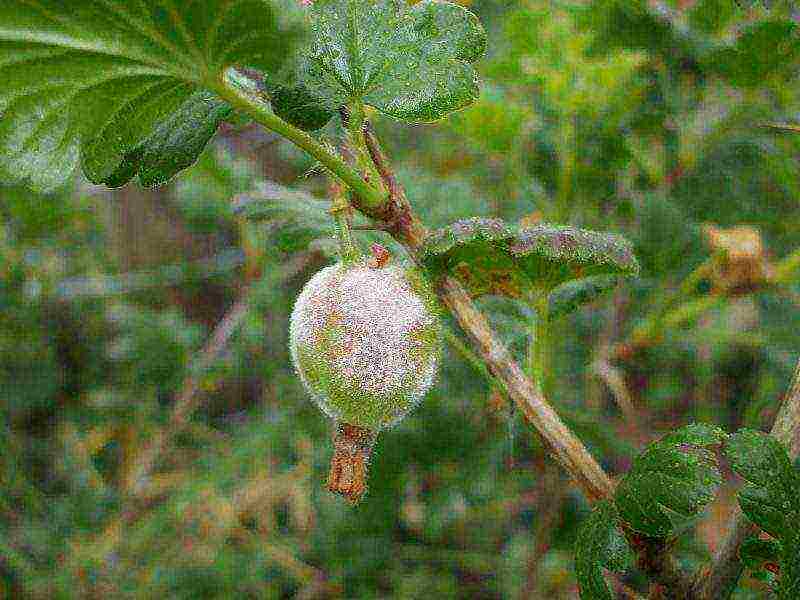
left=2, top=1, right=799, bottom=598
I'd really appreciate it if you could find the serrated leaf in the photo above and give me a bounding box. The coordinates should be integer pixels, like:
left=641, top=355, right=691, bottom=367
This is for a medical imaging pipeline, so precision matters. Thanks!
left=703, top=20, right=800, bottom=88
left=548, top=275, right=620, bottom=320
left=575, top=500, right=634, bottom=600
left=421, top=217, right=639, bottom=302
left=0, top=0, right=306, bottom=191
left=297, top=0, right=487, bottom=123
left=615, top=423, right=724, bottom=537
left=725, top=430, right=800, bottom=541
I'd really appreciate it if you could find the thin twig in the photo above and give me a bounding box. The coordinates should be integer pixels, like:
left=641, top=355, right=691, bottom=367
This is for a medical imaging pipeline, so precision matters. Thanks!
left=364, top=121, right=614, bottom=499
left=692, top=356, right=800, bottom=600
left=592, top=357, right=644, bottom=437
left=126, top=252, right=315, bottom=496
left=125, top=295, right=252, bottom=495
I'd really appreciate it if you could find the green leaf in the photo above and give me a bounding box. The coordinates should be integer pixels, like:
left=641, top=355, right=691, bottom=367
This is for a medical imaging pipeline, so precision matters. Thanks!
left=725, top=430, right=800, bottom=540
left=0, top=0, right=306, bottom=191
left=659, top=422, right=729, bottom=447
left=548, top=275, right=620, bottom=320
left=267, top=84, right=335, bottom=132
left=100, top=91, right=234, bottom=188
left=233, top=182, right=335, bottom=254
left=703, top=20, right=800, bottom=88
left=575, top=500, right=634, bottom=600
left=297, top=0, right=487, bottom=122
left=782, top=531, right=800, bottom=600
left=615, top=423, right=725, bottom=537
left=687, top=0, right=739, bottom=34
left=578, top=0, right=682, bottom=57
left=420, top=217, right=640, bottom=302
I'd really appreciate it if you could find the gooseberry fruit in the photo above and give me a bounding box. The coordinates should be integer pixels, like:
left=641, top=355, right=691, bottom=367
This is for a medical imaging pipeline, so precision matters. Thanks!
left=289, top=246, right=442, bottom=502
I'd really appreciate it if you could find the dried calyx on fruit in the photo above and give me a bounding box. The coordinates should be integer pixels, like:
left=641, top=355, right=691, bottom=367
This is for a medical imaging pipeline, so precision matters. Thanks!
left=289, top=245, right=442, bottom=503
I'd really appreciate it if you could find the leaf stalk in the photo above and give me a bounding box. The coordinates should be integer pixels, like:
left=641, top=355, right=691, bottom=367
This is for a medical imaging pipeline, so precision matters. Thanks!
left=214, top=71, right=387, bottom=211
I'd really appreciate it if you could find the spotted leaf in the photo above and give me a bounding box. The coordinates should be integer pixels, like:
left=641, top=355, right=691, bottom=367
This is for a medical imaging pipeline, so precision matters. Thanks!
left=420, top=217, right=639, bottom=303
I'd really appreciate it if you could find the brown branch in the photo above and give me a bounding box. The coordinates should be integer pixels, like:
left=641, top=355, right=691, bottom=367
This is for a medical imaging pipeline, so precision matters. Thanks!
left=440, top=277, right=615, bottom=502
left=363, top=121, right=615, bottom=497
left=692, top=357, right=800, bottom=600
left=361, top=121, right=427, bottom=249
left=358, top=121, right=706, bottom=596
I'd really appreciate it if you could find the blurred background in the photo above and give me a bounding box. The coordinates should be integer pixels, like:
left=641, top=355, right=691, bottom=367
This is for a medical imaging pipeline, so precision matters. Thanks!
left=2, top=0, right=800, bottom=597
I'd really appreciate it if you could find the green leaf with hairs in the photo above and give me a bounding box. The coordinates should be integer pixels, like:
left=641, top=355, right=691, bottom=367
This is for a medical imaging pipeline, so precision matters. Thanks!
left=420, top=217, right=639, bottom=302
left=0, top=0, right=306, bottom=191
left=726, top=430, right=800, bottom=539
left=575, top=500, right=634, bottom=600
left=615, top=423, right=726, bottom=537
left=295, top=0, right=487, bottom=123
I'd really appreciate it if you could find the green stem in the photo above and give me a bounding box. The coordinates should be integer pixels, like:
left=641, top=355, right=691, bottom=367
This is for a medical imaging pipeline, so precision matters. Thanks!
left=555, top=111, right=575, bottom=223
left=529, top=295, right=550, bottom=397
left=629, top=259, right=714, bottom=346
left=213, top=71, right=386, bottom=211
left=330, top=184, right=362, bottom=266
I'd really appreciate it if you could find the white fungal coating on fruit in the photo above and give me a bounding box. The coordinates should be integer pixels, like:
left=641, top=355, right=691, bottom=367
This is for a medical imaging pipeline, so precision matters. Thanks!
left=289, top=259, right=442, bottom=431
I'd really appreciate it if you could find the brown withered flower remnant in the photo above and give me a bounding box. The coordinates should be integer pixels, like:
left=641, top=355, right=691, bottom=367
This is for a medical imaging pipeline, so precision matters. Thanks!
left=704, top=224, right=773, bottom=295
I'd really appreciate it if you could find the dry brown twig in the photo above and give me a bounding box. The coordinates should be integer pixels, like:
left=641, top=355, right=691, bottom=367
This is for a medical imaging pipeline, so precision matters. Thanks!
left=125, top=251, right=315, bottom=496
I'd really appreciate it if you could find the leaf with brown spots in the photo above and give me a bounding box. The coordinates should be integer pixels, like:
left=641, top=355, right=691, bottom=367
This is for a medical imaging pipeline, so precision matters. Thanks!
left=420, top=217, right=640, bottom=307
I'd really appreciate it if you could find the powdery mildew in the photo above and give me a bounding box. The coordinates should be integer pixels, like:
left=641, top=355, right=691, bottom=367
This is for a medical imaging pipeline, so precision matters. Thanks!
left=289, top=260, right=440, bottom=430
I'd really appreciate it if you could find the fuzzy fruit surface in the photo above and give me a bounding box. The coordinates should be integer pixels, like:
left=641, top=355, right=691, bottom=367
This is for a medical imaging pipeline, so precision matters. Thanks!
left=289, top=259, right=442, bottom=431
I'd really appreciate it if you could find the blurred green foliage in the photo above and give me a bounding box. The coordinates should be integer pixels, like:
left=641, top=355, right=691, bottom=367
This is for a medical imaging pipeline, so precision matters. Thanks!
left=2, top=1, right=800, bottom=598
